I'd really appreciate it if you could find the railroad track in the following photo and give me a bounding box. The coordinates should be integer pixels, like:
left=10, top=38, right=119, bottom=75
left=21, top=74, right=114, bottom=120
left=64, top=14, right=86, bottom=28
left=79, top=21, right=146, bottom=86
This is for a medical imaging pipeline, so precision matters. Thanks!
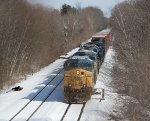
left=60, top=103, right=86, bottom=121
left=26, top=78, right=64, bottom=121
left=77, top=103, right=86, bottom=121
left=10, top=68, right=64, bottom=121
left=60, top=104, right=71, bottom=121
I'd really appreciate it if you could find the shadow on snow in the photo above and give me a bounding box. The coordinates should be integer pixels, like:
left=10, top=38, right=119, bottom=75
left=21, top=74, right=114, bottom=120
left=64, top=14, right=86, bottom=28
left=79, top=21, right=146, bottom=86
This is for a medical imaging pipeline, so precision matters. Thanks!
left=22, top=66, right=65, bottom=103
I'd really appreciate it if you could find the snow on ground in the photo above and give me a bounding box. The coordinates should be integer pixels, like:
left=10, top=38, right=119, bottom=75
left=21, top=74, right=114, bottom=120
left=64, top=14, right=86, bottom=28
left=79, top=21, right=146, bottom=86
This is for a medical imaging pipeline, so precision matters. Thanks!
left=0, top=48, right=78, bottom=121
left=29, top=81, right=68, bottom=121
left=0, top=45, right=121, bottom=121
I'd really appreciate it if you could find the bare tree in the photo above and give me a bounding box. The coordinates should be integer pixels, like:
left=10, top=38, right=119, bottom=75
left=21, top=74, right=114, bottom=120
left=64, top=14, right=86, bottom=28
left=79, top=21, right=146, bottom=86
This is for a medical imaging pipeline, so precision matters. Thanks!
left=111, top=0, right=150, bottom=120
left=0, top=1, right=107, bottom=90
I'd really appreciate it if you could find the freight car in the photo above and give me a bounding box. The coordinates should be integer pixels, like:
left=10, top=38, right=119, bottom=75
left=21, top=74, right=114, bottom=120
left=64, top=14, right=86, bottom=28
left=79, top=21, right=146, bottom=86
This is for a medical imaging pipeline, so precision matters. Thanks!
left=91, top=28, right=112, bottom=57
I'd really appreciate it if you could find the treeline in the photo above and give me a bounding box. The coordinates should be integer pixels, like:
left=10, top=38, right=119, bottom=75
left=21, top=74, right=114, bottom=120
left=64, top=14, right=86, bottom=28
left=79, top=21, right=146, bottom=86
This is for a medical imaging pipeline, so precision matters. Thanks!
left=0, top=0, right=107, bottom=89
left=111, top=0, right=150, bottom=120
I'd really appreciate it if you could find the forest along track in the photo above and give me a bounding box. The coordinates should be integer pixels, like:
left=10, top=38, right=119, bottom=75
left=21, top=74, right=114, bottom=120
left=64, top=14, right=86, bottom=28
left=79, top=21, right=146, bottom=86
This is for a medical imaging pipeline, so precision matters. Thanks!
left=9, top=68, right=64, bottom=121
left=61, top=103, right=86, bottom=121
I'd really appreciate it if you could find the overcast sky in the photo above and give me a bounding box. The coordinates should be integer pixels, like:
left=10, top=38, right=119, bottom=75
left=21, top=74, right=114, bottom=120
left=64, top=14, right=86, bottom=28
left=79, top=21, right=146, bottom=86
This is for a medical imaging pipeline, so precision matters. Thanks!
left=28, top=0, right=126, bottom=17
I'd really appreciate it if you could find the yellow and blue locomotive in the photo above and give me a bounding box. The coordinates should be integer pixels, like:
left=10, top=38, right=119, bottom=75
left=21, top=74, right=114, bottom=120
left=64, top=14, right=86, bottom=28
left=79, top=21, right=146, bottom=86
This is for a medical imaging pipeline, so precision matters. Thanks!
left=64, top=58, right=95, bottom=103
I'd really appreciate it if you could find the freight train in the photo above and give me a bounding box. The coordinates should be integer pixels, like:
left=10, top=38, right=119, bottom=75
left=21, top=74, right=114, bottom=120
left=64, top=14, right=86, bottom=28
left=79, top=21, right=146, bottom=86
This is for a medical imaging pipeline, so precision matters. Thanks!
left=64, top=28, right=112, bottom=103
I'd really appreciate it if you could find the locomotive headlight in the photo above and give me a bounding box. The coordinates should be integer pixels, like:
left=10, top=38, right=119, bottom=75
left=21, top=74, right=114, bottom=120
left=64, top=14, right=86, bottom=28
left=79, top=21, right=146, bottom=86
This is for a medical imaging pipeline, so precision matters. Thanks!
left=86, top=74, right=92, bottom=77
left=65, top=74, right=71, bottom=77
left=77, top=70, right=80, bottom=75
left=68, top=84, right=72, bottom=87
left=83, top=84, right=86, bottom=87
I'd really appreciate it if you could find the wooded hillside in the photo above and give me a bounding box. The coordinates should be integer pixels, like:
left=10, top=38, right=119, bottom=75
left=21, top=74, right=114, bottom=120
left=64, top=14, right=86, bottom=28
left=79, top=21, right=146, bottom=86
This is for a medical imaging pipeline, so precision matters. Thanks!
left=0, top=0, right=107, bottom=89
left=111, top=0, right=150, bottom=120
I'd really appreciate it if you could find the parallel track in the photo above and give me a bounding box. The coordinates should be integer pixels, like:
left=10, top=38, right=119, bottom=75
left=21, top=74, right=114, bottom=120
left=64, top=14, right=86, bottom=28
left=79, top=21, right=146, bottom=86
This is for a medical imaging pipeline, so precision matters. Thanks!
left=10, top=68, right=64, bottom=121
left=27, top=78, right=64, bottom=121
left=9, top=67, right=86, bottom=121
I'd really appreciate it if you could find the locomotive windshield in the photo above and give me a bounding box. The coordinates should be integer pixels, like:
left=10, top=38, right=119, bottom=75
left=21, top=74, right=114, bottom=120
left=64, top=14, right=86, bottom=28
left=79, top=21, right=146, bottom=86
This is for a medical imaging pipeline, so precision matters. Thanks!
left=64, top=59, right=93, bottom=71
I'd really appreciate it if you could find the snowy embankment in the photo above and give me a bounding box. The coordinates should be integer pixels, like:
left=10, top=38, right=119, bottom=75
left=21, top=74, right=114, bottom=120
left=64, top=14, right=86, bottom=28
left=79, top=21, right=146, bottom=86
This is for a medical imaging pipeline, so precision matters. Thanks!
left=0, top=48, right=78, bottom=121
left=0, top=45, right=121, bottom=121
left=80, top=47, right=120, bottom=121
